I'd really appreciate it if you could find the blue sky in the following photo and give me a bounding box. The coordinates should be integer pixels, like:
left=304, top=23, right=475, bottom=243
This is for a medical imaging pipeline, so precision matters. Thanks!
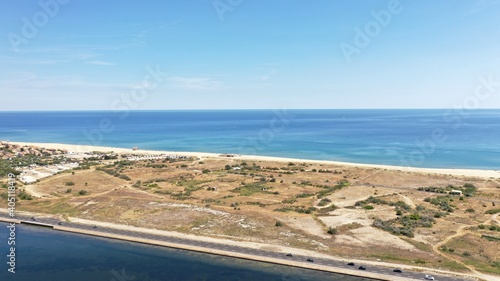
left=1, top=0, right=500, bottom=110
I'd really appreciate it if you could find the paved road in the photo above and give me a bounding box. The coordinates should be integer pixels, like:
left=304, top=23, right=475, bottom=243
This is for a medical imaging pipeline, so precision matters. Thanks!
left=3, top=214, right=468, bottom=281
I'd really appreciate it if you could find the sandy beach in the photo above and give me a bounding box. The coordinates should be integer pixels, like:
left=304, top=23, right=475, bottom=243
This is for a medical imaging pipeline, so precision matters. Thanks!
left=9, top=141, right=500, bottom=179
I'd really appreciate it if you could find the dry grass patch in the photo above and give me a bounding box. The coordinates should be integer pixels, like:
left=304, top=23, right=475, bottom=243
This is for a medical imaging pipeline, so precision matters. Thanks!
left=32, top=169, right=127, bottom=197
left=441, top=233, right=500, bottom=275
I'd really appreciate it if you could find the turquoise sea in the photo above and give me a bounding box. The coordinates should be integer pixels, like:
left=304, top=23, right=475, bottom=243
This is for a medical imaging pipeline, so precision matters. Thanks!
left=1, top=109, right=499, bottom=169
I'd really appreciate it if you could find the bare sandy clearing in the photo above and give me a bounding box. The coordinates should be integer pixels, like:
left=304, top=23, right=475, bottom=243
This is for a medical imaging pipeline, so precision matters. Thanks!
left=281, top=215, right=330, bottom=239
left=335, top=226, right=419, bottom=251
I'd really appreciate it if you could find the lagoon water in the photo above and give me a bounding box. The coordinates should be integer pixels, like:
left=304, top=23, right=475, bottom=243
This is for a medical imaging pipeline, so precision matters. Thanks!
left=1, top=109, right=499, bottom=169
left=0, top=223, right=375, bottom=281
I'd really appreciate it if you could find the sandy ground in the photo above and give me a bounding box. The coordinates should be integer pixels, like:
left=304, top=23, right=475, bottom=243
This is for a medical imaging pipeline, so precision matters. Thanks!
left=9, top=141, right=500, bottom=179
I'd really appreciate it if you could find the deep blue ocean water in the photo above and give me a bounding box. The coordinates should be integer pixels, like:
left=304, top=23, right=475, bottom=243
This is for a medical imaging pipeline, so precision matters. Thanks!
left=0, top=223, right=375, bottom=281
left=0, top=109, right=499, bottom=169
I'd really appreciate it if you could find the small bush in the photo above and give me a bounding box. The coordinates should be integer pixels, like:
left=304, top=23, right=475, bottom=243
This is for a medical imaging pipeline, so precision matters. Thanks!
left=18, top=190, right=32, bottom=200
left=318, top=198, right=332, bottom=207
left=65, top=189, right=72, bottom=193
left=485, top=208, right=500, bottom=214
left=275, top=221, right=283, bottom=227
left=78, top=190, right=87, bottom=196
left=327, top=227, right=338, bottom=235
left=65, top=181, right=75, bottom=186
left=118, top=174, right=131, bottom=181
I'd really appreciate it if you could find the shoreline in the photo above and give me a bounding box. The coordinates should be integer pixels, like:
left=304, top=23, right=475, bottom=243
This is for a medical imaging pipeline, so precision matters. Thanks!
left=0, top=215, right=468, bottom=281
left=8, top=141, right=500, bottom=179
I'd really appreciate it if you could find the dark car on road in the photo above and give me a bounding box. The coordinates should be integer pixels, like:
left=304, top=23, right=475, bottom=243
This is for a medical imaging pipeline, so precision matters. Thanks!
left=358, top=266, right=366, bottom=270
left=347, top=262, right=355, bottom=266
left=286, top=253, right=293, bottom=257
left=306, top=258, right=314, bottom=262
left=393, top=268, right=402, bottom=273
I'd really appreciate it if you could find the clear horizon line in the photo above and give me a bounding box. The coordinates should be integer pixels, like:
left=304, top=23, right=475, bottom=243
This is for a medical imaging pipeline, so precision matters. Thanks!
left=2, top=108, right=500, bottom=112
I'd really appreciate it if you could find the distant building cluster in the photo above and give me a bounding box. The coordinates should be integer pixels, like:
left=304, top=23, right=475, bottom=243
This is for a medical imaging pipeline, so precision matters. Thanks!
left=1, top=141, right=67, bottom=159
left=125, top=154, right=188, bottom=161
left=19, top=162, right=79, bottom=184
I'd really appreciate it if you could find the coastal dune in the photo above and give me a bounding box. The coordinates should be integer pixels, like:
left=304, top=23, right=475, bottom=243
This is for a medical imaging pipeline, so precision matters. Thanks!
left=9, top=141, right=500, bottom=179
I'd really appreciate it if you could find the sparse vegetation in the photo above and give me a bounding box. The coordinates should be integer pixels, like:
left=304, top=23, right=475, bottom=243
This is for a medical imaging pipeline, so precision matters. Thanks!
left=327, top=226, right=338, bottom=235
left=274, top=206, right=317, bottom=214
left=485, top=208, right=500, bottom=214
left=317, top=198, right=331, bottom=206
left=2, top=146, right=498, bottom=275
left=18, top=190, right=33, bottom=200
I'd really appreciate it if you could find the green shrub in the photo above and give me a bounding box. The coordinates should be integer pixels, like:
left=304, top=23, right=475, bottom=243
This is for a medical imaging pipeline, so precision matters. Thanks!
left=118, top=174, right=131, bottom=181
left=318, top=198, right=332, bottom=207
left=18, top=190, right=32, bottom=200
left=327, top=227, right=338, bottom=235
left=485, top=208, right=500, bottom=214
left=296, top=193, right=314, bottom=198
